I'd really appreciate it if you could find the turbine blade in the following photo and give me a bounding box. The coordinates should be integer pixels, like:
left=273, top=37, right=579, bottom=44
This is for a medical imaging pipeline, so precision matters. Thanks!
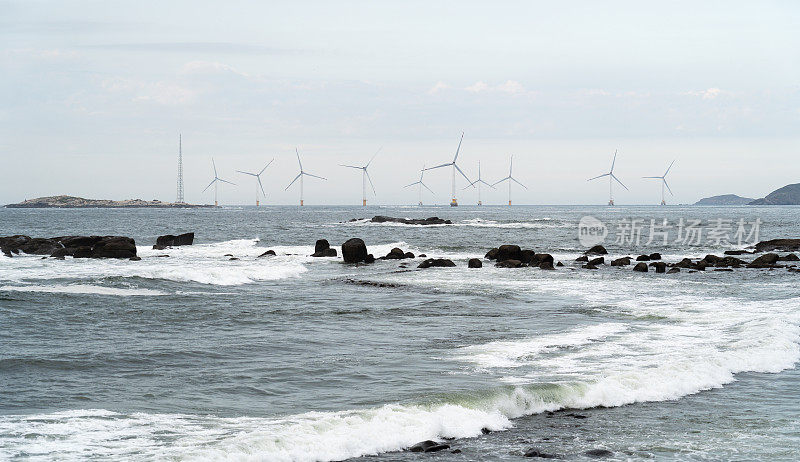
left=453, top=132, right=464, bottom=162
left=587, top=173, right=610, bottom=181
left=365, top=170, right=376, bottom=195
left=259, top=159, right=274, bottom=175
left=285, top=173, right=301, bottom=190
left=258, top=177, right=266, bottom=197
left=611, top=174, right=628, bottom=191
left=237, top=170, right=257, bottom=176
left=202, top=178, right=216, bottom=192
left=663, top=178, right=673, bottom=196
left=422, top=182, right=434, bottom=194
left=340, top=164, right=362, bottom=169
left=511, top=177, right=528, bottom=189
left=366, top=146, right=382, bottom=167
left=455, top=163, right=471, bottom=184
left=424, top=162, right=451, bottom=171
left=492, top=176, right=511, bottom=187
left=509, top=155, right=513, bottom=175
left=295, top=148, right=303, bottom=170
left=463, top=180, right=478, bottom=190
left=610, top=149, right=617, bottom=172
left=404, top=181, right=420, bottom=188
left=304, top=172, right=327, bottom=181
left=212, top=158, right=217, bottom=177
left=664, top=159, right=675, bottom=177
left=218, top=178, right=236, bottom=185
left=481, top=180, right=497, bottom=189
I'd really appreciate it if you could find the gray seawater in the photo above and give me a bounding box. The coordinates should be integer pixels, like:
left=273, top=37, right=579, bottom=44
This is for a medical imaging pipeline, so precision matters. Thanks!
left=1, top=205, right=799, bottom=461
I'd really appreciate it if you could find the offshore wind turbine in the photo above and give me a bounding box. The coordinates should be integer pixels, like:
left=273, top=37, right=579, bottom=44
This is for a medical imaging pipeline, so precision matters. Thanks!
left=285, top=148, right=326, bottom=206
left=424, top=132, right=472, bottom=206
left=340, top=147, right=381, bottom=206
left=464, top=160, right=494, bottom=205
left=643, top=160, right=675, bottom=205
left=492, top=155, right=527, bottom=206
left=237, top=159, right=273, bottom=206
left=587, top=149, right=628, bottom=206
left=202, top=158, right=235, bottom=207
left=405, top=164, right=434, bottom=206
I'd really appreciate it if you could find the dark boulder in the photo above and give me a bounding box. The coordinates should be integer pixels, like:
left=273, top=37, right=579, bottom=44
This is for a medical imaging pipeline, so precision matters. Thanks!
left=496, top=244, right=522, bottom=262
left=575, top=255, right=589, bottom=262
left=152, top=244, right=168, bottom=250
left=20, top=238, right=63, bottom=255
left=311, top=239, right=337, bottom=257
left=91, top=236, right=137, bottom=258
left=342, top=238, right=369, bottom=263
left=258, top=250, right=276, bottom=257
left=496, top=259, right=522, bottom=268
left=50, top=247, right=75, bottom=258
left=404, top=252, right=415, bottom=259
left=673, top=258, right=693, bottom=268
left=524, top=447, right=558, bottom=458
left=748, top=253, right=780, bottom=268
left=652, top=261, right=667, bottom=273
left=533, top=253, right=554, bottom=266
left=582, top=264, right=598, bottom=269
left=57, top=235, right=102, bottom=248
left=418, top=258, right=455, bottom=269
left=156, top=232, right=194, bottom=247
left=588, top=257, right=604, bottom=266
left=611, top=257, right=630, bottom=266
left=382, top=247, right=407, bottom=260
left=418, top=254, right=427, bottom=258
left=364, top=254, right=375, bottom=264
left=585, top=245, right=608, bottom=255
left=633, top=262, right=648, bottom=272
left=649, top=252, right=662, bottom=260
left=539, top=261, right=555, bottom=270
left=780, top=253, right=800, bottom=261
left=585, top=449, right=614, bottom=458
left=755, top=239, right=800, bottom=253
left=635, top=255, right=651, bottom=261
left=129, top=256, right=142, bottom=261
left=520, top=249, right=536, bottom=264
left=667, top=267, right=680, bottom=274
left=409, top=440, right=450, bottom=453
left=485, top=248, right=499, bottom=259
left=468, top=258, right=483, bottom=268
left=371, top=216, right=452, bottom=225
left=725, top=250, right=753, bottom=255
left=72, top=246, right=93, bottom=258
left=556, top=261, right=564, bottom=267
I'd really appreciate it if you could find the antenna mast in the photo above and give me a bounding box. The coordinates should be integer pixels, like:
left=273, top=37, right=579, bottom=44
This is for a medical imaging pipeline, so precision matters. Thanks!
left=176, top=134, right=185, bottom=204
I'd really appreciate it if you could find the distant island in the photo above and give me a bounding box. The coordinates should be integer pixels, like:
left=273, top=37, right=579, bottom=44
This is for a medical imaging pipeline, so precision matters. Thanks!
left=5, top=195, right=215, bottom=208
left=748, top=183, right=800, bottom=205
left=694, top=194, right=755, bottom=206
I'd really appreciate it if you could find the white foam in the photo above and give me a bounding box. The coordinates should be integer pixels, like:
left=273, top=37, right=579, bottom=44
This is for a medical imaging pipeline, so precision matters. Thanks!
left=0, top=284, right=166, bottom=296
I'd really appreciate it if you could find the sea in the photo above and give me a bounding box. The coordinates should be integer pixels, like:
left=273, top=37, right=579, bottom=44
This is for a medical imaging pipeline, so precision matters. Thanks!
left=1, top=205, right=798, bottom=461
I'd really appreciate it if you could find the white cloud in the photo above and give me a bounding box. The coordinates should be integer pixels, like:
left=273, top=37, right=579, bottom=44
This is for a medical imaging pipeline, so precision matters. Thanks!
left=427, top=81, right=451, bottom=94
left=465, top=81, right=490, bottom=93
left=181, top=61, right=249, bottom=78
left=496, top=80, right=524, bottom=94
left=102, top=77, right=196, bottom=105
left=684, top=87, right=724, bottom=100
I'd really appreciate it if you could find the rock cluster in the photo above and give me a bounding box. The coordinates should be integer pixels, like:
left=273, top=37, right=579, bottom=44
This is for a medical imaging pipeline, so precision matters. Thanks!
left=484, top=244, right=554, bottom=269
left=368, top=216, right=453, bottom=225
left=311, top=239, right=338, bottom=257
left=153, top=232, right=194, bottom=249
left=1, top=235, right=137, bottom=259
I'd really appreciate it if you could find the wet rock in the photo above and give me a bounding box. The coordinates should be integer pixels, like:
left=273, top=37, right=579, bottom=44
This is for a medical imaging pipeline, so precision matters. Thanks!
left=575, top=255, right=589, bottom=262
left=724, top=250, right=753, bottom=255
left=468, top=258, right=483, bottom=268
left=418, top=258, right=455, bottom=268
left=754, top=238, right=800, bottom=253
left=409, top=440, right=450, bottom=453
left=364, top=254, right=376, bottom=264
left=371, top=216, right=452, bottom=225
left=566, top=413, right=588, bottom=419
left=714, top=268, right=733, bottom=272
left=258, top=250, right=276, bottom=257
left=382, top=247, right=407, bottom=260
left=157, top=232, right=194, bottom=247
left=418, top=254, right=427, bottom=258
left=652, top=261, right=667, bottom=273
left=73, top=246, right=93, bottom=258
left=520, top=249, right=536, bottom=264
left=780, top=253, right=800, bottom=261
left=585, top=245, right=608, bottom=255
left=129, top=256, right=142, bottom=261
left=748, top=253, right=780, bottom=268
left=540, top=261, right=555, bottom=270
left=485, top=248, right=499, bottom=259
left=311, top=239, right=338, bottom=257
left=451, top=449, right=462, bottom=454
left=635, top=255, right=650, bottom=261
left=152, top=244, right=168, bottom=250
left=224, top=254, right=234, bottom=257
left=584, top=449, right=614, bottom=458
left=404, top=252, right=415, bottom=259
left=533, top=254, right=554, bottom=266
left=633, top=262, right=648, bottom=272
left=556, top=261, right=564, bottom=267
left=524, top=447, right=558, bottom=458
left=342, top=238, right=369, bottom=263
left=582, top=264, right=598, bottom=270
left=57, top=236, right=103, bottom=248
left=692, top=261, right=707, bottom=271
left=496, top=244, right=522, bottom=262
left=610, top=257, right=631, bottom=266
left=496, top=259, right=522, bottom=268
left=229, top=257, right=239, bottom=261
left=481, top=427, right=492, bottom=434
left=91, top=236, right=137, bottom=258
left=20, top=238, right=63, bottom=255
left=649, top=252, right=662, bottom=260
left=588, top=257, right=604, bottom=266
left=50, top=247, right=74, bottom=258
left=673, top=258, right=693, bottom=268
left=667, top=267, right=680, bottom=274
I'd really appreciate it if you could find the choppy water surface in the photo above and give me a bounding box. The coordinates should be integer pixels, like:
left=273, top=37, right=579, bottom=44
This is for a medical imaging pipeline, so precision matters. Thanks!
left=1, top=205, right=799, bottom=461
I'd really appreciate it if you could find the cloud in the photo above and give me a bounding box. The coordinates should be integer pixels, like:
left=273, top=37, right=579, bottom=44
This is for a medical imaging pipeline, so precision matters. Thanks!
left=464, top=80, right=531, bottom=96
left=496, top=80, right=525, bottom=94
left=102, top=77, right=196, bottom=105
left=465, top=81, right=490, bottom=93
left=181, top=60, right=250, bottom=78
left=684, top=87, right=724, bottom=100
left=427, top=81, right=451, bottom=94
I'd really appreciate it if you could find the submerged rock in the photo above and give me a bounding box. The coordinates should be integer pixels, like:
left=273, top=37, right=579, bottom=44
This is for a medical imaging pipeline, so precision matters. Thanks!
left=633, top=262, right=648, bottom=272
left=371, top=216, right=452, bottom=225
left=468, top=258, right=483, bottom=268
left=610, top=257, right=631, bottom=266
left=754, top=238, right=800, bottom=252
left=156, top=232, right=194, bottom=247
left=258, top=250, right=276, bottom=257
left=409, top=440, right=450, bottom=453
left=748, top=253, right=780, bottom=268
left=584, top=449, right=614, bottom=458
left=587, top=257, right=604, bottom=266
left=417, top=258, right=455, bottom=269
left=524, top=447, right=558, bottom=458
left=584, top=245, right=608, bottom=255
left=496, top=259, right=522, bottom=268
left=311, top=239, right=337, bottom=257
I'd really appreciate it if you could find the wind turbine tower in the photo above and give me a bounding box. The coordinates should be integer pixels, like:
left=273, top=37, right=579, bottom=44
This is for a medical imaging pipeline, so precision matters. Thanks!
left=286, top=148, right=326, bottom=206
left=465, top=160, right=494, bottom=205
left=237, top=159, right=274, bottom=206
left=492, top=156, right=527, bottom=206
left=405, top=164, right=434, bottom=206
left=202, top=158, right=235, bottom=206
left=587, top=150, right=628, bottom=206
left=424, top=132, right=471, bottom=206
left=340, top=147, right=380, bottom=206
left=176, top=134, right=185, bottom=204
left=643, top=160, right=675, bottom=205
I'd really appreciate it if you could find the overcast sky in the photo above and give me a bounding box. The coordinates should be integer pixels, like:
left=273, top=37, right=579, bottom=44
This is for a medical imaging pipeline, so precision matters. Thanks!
left=1, top=0, right=798, bottom=205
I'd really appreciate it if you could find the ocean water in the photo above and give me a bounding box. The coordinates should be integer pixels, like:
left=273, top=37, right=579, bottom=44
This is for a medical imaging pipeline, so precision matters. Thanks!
left=1, top=205, right=799, bottom=461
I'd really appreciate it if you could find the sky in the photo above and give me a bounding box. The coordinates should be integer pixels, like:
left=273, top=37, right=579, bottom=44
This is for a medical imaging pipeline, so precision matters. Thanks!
left=1, top=0, right=798, bottom=205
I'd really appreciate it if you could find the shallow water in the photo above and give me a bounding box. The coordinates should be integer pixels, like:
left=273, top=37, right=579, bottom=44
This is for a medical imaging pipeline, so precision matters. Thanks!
left=1, top=205, right=798, bottom=461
